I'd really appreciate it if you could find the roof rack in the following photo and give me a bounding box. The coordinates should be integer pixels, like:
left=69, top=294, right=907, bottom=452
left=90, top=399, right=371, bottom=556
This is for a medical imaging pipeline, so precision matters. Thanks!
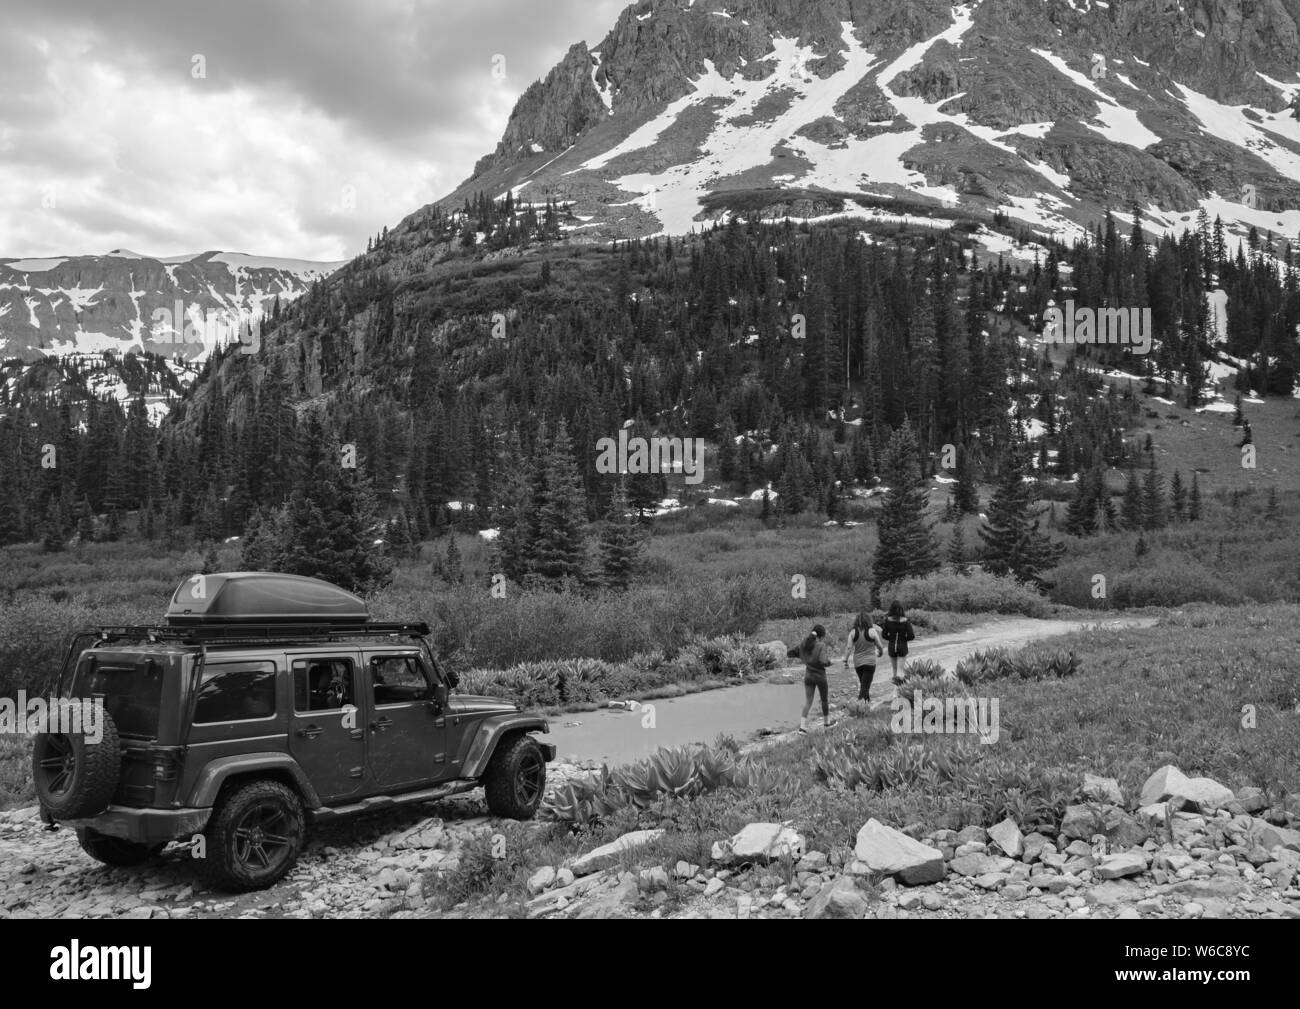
left=89, top=621, right=431, bottom=645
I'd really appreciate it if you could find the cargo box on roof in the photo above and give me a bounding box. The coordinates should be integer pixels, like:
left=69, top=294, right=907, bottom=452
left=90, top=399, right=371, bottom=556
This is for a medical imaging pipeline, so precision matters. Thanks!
left=165, top=572, right=369, bottom=625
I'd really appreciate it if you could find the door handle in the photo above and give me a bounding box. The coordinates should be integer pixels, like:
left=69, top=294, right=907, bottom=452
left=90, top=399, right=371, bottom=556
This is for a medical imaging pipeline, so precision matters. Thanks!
left=371, top=717, right=393, bottom=733
left=297, top=724, right=323, bottom=739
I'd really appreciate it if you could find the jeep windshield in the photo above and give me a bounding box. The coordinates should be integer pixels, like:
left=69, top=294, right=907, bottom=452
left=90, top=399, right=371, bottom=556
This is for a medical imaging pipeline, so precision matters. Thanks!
left=71, top=654, right=165, bottom=739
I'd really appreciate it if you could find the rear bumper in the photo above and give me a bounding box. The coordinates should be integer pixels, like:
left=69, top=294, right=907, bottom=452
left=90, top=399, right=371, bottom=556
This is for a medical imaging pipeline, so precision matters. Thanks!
left=540, top=742, right=557, bottom=763
left=62, top=805, right=212, bottom=844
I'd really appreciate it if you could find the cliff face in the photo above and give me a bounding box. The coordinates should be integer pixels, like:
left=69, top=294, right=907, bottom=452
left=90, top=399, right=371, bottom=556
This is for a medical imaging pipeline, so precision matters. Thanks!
left=427, top=0, right=1300, bottom=248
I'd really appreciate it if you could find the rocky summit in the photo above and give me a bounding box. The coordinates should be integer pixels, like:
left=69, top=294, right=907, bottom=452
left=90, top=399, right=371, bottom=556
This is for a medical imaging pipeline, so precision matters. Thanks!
left=430, top=0, right=1300, bottom=249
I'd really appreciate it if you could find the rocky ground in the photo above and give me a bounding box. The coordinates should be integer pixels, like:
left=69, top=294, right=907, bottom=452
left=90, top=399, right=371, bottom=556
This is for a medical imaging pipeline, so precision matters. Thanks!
left=0, top=761, right=596, bottom=920
left=3, top=751, right=1298, bottom=921
left=518, top=765, right=1300, bottom=920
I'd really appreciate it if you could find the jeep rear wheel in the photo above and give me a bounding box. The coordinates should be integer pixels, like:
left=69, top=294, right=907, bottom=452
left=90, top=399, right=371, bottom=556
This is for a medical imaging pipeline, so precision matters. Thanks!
left=32, top=709, right=121, bottom=819
left=199, top=780, right=305, bottom=892
left=76, top=827, right=163, bottom=868
left=484, top=734, right=546, bottom=819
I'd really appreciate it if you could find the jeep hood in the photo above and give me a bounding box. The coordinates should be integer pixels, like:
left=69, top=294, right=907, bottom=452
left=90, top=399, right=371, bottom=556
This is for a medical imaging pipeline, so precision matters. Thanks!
left=447, top=694, right=519, bottom=715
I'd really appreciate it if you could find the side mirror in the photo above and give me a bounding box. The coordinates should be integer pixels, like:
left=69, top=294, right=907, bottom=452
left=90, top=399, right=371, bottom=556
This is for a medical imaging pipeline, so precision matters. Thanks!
left=432, top=683, right=449, bottom=713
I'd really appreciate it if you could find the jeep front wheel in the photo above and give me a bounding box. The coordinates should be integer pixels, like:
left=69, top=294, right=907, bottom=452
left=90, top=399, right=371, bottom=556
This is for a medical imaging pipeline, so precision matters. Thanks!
left=484, top=734, right=546, bottom=819
left=199, top=780, right=305, bottom=892
left=76, top=827, right=163, bottom=868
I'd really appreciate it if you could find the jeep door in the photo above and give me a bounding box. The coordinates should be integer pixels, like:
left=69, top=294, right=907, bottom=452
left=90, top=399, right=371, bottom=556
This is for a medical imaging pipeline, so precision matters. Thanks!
left=288, top=652, right=367, bottom=803
left=362, top=650, right=447, bottom=788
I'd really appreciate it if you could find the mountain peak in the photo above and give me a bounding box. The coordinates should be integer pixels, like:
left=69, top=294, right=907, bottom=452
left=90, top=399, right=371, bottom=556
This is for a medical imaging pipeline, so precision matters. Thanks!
left=438, top=0, right=1300, bottom=251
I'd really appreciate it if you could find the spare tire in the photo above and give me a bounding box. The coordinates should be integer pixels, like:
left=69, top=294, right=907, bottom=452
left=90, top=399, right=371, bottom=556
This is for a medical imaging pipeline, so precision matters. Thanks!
left=32, top=706, right=121, bottom=819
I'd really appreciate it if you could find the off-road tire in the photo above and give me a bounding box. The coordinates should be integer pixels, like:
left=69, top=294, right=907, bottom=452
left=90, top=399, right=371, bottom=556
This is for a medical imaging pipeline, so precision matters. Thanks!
left=483, top=734, right=546, bottom=819
left=32, top=708, right=121, bottom=819
left=199, top=780, right=305, bottom=892
left=76, top=827, right=163, bottom=868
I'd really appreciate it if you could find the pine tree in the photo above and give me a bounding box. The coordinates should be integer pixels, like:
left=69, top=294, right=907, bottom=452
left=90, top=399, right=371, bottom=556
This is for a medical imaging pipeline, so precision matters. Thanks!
left=873, top=420, right=939, bottom=591
left=533, top=421, right=589, bottom=587
left=1065, top=469, right=1099, bottom=537
left=76, top=497, right=95, bottom=544
left=1121, top=467, right=1143, bottom=530
left=1170, top=470, right=1187, bottom=523
left=270, top=413, right=394, bottom=594
left=598, top=482, right=645, bottom=590
left=41, top=499, right=65, bottom=553
left=948, top=522, right=968, bottom=575
left=445, top=535, right=464, bottom=584
left=0, top=489, right=22, bottom=546
left=1141, top=457, right=1165, bottom=530
left=1189, top=472, right=1202, bottom=521
left=978, top=452, right=1064, bottom=585
left=494, top=429, right=538, bottom=582
left=1265, top=486, right=1281, bottom=522
left=953, top=447, right=979, bottom=514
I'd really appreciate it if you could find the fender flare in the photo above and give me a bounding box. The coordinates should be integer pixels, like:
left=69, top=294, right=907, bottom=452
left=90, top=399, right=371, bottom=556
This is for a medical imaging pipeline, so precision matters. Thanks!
left=187, top=752, right=323, bottom=810
left=460, top=714, right=550, bottom=779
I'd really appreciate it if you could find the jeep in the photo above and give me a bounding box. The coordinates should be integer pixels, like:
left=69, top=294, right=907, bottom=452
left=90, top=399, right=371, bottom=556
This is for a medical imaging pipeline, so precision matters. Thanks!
left=31, top=572, right=555, bottom=892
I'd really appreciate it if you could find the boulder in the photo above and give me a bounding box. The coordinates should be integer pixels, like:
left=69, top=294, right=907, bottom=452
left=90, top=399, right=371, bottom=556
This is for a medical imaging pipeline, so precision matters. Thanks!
left=638, top=866, right=670, bottom=891
left=1096, top=853, right=1147, bottom=879
left=1171, top=777, right=1235, bottom=814
left=949, top=852, right=1015, bottom=877
left=569, top=829, right=664, bottom=876
left=988, top=818, right=1024, bottom=858
left=728, top=823, right=805, bottom=863
left=526, top=865, right=557, bottom=896
left=804, top=876, right=869, bottom=919
left=757, top=640, right=791, bottom=665
left=955, top=825, right=989, bottom=845
left=1060, top=804, right=1108, bottom=840
left=854, top=819, right=946, bottom=885
left=1233, top=786, right=1268, bottom=814
left=1140, top=765, right=1192, bottom=806
left=1252, top=822, right=1300, bottom=853
left=1083, top=774, right=1124, bottom=805
left=574, top=876, right=640, bottom=919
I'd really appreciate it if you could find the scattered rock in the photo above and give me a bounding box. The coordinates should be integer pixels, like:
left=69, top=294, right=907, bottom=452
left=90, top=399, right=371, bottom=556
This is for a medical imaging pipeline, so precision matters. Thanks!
left=1083, top=774, right=1124, bottom=805
left=854, top=819, right=946, bottom=886
left=526, top=866, right=556, bottom=896
left=1097, top=853, right=1147, bottom=880
left=1141, top=765, right=1192, bottom=806
left=988, top=818, right=1024, bottom=859
left=569, top=829, right=664, bottom=877
left=805, top=876, right=869, bottom=919
left=728, top=823, right=805, bottom=863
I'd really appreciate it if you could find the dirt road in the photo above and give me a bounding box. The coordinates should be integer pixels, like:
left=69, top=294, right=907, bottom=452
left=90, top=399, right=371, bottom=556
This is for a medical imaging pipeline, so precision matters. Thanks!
left=545, top=615, right=1160, bottom=766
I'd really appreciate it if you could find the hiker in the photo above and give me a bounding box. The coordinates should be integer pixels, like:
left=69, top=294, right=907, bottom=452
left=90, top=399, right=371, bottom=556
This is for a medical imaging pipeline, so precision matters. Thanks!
left=796, top=624, right=833, bottom=733
left=881, top=601, right=915, bottom=684
left=843, top=611, right=885, bottom=702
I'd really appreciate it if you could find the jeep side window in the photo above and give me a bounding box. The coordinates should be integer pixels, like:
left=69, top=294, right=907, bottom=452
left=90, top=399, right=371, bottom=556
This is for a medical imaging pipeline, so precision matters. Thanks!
left=194, top=662, right=277, bottom=723
left=293, top=659, right=355, bottom=712
left=372, top=656, right=432, bottom=706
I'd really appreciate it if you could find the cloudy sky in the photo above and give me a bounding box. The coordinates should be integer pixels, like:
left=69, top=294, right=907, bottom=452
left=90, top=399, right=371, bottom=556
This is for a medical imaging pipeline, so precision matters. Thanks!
left=1, top=0, right=626, bottom=263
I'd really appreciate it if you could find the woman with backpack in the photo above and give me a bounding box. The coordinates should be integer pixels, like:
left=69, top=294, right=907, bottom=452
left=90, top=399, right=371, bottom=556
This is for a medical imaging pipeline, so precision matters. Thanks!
left=794, top=624, right=833, bottom=733
left=881, top=601, right=916, bottom=684
left=843, top=611, right=885, bottom=702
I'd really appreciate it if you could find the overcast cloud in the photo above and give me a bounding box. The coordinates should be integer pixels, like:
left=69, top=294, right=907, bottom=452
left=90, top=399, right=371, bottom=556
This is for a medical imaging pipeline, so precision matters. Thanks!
left=0, top=0, right=625, bottom=262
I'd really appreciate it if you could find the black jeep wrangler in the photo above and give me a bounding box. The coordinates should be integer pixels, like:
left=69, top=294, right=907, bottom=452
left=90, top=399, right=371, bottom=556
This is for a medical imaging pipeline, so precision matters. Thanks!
left=32, top=572, right=555, bottom=892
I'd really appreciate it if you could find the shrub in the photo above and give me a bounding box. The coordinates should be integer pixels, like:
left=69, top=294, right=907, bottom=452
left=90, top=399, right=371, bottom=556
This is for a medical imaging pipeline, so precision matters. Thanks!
left=885, top=570, right=1052, bottom=617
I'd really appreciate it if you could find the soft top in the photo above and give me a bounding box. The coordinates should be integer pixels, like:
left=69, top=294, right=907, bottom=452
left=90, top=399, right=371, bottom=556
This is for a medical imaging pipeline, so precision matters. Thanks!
left=165, top=572, right=369, bottom=625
